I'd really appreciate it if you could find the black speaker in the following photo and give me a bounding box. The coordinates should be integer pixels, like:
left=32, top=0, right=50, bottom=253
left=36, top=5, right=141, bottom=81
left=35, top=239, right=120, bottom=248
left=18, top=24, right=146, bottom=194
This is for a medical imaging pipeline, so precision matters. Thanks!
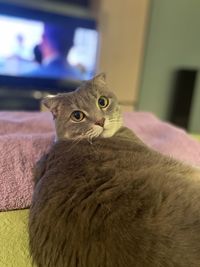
left=169, top=69, right=197, bottom=129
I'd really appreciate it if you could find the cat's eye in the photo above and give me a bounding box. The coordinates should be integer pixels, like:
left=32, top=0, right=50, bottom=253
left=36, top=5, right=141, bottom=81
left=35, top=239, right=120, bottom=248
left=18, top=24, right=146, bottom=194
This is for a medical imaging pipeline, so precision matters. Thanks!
left=70, top=111, right=85, bottom=122
left=98, top=96, right=109, bottom=108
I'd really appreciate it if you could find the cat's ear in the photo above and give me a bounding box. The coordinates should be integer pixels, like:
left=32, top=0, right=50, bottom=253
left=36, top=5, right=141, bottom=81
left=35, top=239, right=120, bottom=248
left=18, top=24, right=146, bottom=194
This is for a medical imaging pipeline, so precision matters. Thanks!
left=93, top=73, right=106, bottom=84
left=42, top=95, right=60, bottom=119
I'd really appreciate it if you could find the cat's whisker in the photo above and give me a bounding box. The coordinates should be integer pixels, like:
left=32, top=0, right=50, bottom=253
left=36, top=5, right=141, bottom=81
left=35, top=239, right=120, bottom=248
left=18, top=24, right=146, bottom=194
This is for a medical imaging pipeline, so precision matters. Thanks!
left=85, top=130, right=95, bottom=144
left=65, top=137, right=83, bottom=153
left=85, top=129, right=94, bottom=135
left=87, top=135, right=93, bottom=144
left=108, top=117, right=120, bottom=121
left=85, top=129, right=96, bottom=139
left=85, top=126, right=104, bottom=144
left=86, top=129, right=101, bottom=144
left=108, top=118, right=122, bottom=124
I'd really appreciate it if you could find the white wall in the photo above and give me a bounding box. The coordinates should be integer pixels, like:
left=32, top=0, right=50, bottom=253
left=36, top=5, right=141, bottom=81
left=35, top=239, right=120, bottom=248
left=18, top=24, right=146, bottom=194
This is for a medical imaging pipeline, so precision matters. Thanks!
left=138, top=0, right=200, bottom=132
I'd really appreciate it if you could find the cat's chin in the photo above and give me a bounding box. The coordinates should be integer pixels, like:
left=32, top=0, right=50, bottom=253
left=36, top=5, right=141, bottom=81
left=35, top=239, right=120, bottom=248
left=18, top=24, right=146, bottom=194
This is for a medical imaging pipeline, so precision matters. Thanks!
left=100, top=125, right=121, bottom=138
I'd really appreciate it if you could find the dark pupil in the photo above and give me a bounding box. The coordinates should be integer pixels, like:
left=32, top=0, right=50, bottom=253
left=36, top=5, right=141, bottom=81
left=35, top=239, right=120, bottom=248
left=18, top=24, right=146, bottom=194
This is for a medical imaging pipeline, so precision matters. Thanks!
left=74, top=111, right=81, bottom=120
left=99, top=98, right=105, bottom=106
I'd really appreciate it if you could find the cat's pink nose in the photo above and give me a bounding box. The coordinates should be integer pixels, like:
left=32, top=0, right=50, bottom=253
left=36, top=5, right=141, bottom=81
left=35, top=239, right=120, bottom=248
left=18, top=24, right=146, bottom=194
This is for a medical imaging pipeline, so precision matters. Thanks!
left=95, top=118, right=105, bottom=127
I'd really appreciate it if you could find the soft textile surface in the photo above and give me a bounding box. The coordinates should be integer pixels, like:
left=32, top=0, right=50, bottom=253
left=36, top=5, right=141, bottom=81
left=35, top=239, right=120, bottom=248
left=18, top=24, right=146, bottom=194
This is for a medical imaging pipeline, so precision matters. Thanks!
left=0, top=209, right=32, bottom=267
left=0, top=111, right=200, bottom=211
left=124, top=112, right=200, bottom=166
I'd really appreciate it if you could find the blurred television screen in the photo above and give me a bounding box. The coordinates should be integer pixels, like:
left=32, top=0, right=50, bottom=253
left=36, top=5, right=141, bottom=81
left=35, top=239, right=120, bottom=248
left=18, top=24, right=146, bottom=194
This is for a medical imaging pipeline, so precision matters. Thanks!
left=0, top=14, right=98, bottom=81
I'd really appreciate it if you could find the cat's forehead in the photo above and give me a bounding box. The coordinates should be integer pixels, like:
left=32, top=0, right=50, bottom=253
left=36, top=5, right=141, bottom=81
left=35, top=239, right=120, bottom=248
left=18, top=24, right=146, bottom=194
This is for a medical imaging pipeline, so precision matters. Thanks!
left=76, top=81, right=112, bottom=98
left=61, top=82, right=114, bottom=108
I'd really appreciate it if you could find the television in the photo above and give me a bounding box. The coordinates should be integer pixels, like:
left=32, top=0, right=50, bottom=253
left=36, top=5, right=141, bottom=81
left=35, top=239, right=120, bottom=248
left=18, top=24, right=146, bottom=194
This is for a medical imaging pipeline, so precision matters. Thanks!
left=0, top=1, right=98, bottom=96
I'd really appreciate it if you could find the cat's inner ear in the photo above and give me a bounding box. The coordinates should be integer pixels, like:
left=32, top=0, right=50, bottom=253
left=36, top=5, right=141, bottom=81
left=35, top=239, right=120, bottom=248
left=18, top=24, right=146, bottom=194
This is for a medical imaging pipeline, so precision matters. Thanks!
left=42, top=95, right=60, bottom=119
left=93, top=73, right=106, bottom=85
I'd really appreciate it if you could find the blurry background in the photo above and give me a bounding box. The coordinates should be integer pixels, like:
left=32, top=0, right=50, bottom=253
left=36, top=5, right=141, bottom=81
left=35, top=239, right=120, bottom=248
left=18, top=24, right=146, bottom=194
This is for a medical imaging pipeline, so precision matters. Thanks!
left=0, top=0, right=199, bottom=133
left=138, top=0, right=200, bottom=133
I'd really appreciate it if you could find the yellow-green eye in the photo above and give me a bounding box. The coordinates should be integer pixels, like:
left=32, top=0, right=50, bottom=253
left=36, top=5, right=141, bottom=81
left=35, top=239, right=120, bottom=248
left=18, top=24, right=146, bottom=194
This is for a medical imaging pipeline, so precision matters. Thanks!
left=70, top=111, right=85, bottom=122
left=98, top=96, right=109, bottom=108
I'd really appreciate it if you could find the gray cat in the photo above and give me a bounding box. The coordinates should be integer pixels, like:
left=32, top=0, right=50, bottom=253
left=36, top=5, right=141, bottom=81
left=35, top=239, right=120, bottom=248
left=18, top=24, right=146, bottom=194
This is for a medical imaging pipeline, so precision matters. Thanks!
left=29, top=73, right=200, bottom=267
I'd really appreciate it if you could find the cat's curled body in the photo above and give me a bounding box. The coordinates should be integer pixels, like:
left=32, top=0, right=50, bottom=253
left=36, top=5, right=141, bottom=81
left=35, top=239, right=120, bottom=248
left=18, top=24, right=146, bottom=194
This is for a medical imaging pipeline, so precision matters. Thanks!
left=29, top=74, right=200, bottom=267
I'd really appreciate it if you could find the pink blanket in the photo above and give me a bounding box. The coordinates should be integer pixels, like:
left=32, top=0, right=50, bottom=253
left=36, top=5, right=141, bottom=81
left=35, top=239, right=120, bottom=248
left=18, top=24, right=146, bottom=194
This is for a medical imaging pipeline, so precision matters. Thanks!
left=0, top=111, right=200, bottom=211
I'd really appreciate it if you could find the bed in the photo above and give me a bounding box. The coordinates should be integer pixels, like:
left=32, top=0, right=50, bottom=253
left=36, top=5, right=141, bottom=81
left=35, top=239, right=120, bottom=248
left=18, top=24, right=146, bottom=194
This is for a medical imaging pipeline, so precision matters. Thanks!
left=0, top=111, right=199, bottom=267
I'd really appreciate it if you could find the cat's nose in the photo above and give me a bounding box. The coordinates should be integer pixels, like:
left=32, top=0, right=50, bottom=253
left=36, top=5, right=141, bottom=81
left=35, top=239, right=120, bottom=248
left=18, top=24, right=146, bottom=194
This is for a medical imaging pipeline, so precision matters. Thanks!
left=95, top=118, right=105, bottom=127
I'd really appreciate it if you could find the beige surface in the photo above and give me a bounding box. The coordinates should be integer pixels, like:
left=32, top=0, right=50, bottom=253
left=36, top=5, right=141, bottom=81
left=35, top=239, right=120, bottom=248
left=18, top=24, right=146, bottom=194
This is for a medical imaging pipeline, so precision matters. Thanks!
left=94, top=0, right=150, bottom=105
left=0, top=209, right=32, bottom=267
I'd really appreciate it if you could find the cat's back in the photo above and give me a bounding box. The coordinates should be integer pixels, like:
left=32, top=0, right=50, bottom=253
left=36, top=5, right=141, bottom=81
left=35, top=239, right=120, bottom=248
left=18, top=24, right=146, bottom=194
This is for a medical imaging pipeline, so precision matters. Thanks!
left=30, top=127, right=200, bottom=267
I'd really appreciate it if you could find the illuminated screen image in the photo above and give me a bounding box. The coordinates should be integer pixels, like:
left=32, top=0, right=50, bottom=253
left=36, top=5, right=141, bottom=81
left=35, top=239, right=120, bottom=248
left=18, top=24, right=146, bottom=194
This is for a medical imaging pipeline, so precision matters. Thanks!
left=0, top=15, right=98, bottom=80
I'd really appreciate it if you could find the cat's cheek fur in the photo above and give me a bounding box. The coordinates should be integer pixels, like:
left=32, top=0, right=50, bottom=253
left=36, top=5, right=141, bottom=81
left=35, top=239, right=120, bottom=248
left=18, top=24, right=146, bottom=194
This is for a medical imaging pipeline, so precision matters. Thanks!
left=64, top=132, right=70, bottom=139
left=100, top=115, right=123, bottom=138
left=101, top=124, right=121, bottom=138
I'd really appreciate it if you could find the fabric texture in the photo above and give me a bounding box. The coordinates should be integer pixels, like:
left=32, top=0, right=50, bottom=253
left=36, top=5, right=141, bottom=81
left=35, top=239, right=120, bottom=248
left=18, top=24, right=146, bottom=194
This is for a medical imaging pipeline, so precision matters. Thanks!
left=124, top=112, right=200, bottom=166
left=0, top=112, right=54, bottom=211
left=0, top=209, right=32, bottom=267
left=0, top=111, right=200, bottom=212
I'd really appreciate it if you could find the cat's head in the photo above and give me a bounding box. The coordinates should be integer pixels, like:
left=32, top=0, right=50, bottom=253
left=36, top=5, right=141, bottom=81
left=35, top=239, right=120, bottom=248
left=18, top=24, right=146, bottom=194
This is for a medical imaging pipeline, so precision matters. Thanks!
left=43, top=73, right=122, bottom=141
